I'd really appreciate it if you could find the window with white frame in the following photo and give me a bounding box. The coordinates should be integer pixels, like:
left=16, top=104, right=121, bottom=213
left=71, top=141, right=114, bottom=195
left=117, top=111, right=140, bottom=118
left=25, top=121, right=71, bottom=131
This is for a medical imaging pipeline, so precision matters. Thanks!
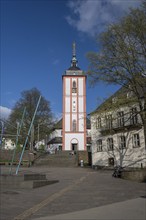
left=133, top=133, right=140, bottom=148
left=105, top=114, right=112, bottom=129
left=130, top=107, right=138, bottom=125
left=97, top=139, right=102, bottom=152
left=96, top=117, right=102, bottom=129
left=117, top=111, right=124, bottom=127
left=119, top=136, right=126, bottom=149
left=107, top=138, right=114, bottom=151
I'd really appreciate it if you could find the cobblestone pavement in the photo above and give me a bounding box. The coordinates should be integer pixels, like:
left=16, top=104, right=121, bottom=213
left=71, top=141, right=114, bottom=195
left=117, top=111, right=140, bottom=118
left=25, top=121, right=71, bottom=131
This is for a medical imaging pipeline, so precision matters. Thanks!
left=0, top=166, right=146, bottom=220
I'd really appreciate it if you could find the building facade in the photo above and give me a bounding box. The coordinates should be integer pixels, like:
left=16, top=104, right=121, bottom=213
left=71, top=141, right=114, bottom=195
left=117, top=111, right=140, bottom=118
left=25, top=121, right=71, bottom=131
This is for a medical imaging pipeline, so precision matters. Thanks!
left=90, top=87, right=146, bottom=168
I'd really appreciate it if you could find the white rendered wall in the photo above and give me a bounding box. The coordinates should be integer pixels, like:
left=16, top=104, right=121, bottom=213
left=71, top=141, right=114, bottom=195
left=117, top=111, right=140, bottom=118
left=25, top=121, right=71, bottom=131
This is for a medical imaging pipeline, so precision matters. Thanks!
left=65, top=133, right=85, bottom=151
left=78, top=78, right=83, bottom=95
left=79, top=114, right=84, bottom=131
left=91, top=129, right=146, bottom=168
left=72, top=114, right=77, bottom=121
left=65, top=114, right=70, bottom=131
left=63, top=75, right=86, bottom=151
left=48, top=129, right=62, bottom=140
left=91, top=104, right=146, bottom=168
left=65, top=97, right=70, bottom=112
left=65, top=78, right=70, bottom=95
left=78, top=97, right=83, bottom=113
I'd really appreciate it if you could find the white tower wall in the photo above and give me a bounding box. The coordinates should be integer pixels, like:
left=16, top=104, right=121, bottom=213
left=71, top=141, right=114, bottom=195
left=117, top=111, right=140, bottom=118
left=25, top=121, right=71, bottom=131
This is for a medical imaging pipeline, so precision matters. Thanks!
left=63, top=76, right=87, bottom=151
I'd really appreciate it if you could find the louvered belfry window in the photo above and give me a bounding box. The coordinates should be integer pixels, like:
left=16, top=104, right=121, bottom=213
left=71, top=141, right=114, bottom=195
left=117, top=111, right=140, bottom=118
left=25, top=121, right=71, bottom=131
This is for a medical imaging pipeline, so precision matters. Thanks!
left=72, top=81, right=77, bottom=93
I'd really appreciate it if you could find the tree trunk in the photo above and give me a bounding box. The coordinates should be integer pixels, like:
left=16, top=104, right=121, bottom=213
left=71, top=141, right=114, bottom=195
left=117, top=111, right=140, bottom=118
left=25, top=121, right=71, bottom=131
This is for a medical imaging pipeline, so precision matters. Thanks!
left=143, top=119, right=146, bottom=149
left=139, top=97, right=146, bottom=149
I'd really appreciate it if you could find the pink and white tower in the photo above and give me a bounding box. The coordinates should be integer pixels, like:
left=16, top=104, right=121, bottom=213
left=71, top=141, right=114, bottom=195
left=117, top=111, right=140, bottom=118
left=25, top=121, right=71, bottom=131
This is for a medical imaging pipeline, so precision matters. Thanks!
left=62, top=42, right=87, bottom=151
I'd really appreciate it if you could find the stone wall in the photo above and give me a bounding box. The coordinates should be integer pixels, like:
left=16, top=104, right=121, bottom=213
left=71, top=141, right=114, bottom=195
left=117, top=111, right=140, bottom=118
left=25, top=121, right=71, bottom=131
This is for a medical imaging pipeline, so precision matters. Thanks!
left=121, top=169, right=146, bottom=182
left=77, top=151, right=89, bottom=166
left=0, top=149, right=38, bottom=165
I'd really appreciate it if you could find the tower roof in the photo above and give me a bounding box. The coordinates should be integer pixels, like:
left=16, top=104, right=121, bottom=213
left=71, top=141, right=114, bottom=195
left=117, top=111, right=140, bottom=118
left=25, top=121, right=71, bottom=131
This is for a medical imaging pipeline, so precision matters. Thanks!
left=68, top=42, right=81, bottom=71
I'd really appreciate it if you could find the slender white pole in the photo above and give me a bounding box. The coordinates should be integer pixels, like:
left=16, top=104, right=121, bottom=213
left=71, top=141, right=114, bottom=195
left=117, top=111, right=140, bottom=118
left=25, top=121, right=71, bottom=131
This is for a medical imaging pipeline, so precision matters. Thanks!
left=15, top=96, right=41, bottom=175
left=9, top=107, right=26, bottom=174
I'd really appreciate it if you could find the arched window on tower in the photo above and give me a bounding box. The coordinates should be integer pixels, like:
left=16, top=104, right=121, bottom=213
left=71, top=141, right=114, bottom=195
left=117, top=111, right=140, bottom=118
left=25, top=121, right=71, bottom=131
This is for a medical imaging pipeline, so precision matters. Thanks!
left=72, top=119, right=77, bottom=131
left=72, top=80, right=77, bottom=93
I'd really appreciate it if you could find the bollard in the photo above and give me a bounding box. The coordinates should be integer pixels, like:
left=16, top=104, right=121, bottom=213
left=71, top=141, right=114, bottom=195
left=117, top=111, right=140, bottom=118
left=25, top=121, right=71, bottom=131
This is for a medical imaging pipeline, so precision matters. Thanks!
left=80, top=160, right=84, bottom=167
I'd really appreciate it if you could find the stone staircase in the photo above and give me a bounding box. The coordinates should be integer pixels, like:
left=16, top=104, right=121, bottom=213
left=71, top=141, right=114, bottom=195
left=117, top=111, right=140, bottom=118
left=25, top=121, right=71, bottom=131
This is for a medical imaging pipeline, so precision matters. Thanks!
left=0, top=173, right=59, bottom=189
left=33, top=151, right=78, bottom=167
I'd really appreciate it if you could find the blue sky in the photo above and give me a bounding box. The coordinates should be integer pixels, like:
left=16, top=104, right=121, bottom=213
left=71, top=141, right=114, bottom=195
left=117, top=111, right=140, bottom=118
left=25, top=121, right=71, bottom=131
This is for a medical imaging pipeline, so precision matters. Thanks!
left=1, top=0, right=141, bottom=119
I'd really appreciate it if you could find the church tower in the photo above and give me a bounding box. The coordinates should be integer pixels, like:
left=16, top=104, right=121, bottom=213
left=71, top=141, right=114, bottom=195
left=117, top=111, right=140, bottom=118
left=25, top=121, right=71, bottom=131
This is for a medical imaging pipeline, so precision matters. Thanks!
left=62, top=42, right=87, bottom=151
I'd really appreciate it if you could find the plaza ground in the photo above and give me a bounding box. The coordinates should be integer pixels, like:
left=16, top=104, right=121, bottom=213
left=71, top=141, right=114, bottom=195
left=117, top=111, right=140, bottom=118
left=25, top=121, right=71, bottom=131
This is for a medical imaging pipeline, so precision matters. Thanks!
left=0, top=166, right=146, bottom=220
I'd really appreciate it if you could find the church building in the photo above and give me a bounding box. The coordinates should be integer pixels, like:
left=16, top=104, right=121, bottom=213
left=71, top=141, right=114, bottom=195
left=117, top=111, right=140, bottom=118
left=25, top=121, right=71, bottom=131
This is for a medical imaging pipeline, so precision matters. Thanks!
left=47, top=43, right=91, bottom=154
left=62, top=42, right=87, bottom=151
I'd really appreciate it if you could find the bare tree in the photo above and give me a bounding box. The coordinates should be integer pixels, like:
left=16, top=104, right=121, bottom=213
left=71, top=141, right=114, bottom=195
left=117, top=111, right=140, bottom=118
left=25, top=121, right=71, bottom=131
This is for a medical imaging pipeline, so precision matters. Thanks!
left=6, top=88, right=54, bottom=147
left=87, top=1, right=146, bottom=146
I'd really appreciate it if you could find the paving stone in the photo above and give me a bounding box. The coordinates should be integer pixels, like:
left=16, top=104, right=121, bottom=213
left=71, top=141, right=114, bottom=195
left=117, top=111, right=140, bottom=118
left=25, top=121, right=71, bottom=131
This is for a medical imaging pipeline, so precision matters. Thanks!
left=0, top=166, right=145, bottom=220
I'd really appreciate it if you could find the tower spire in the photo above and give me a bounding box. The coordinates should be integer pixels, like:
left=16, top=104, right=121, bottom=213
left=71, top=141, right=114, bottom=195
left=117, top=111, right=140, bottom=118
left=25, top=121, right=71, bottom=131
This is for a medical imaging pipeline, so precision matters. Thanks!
left=72, top=41, right=76, bottom=57
left=71, top=41, right=78, bottom=67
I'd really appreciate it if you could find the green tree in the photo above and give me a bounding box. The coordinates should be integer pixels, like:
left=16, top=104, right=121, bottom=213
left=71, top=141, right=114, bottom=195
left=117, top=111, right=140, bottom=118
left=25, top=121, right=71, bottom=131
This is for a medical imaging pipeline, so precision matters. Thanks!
left=87, top=1, right=146, bottom=146
left=6, top=88, right=54, bottom=148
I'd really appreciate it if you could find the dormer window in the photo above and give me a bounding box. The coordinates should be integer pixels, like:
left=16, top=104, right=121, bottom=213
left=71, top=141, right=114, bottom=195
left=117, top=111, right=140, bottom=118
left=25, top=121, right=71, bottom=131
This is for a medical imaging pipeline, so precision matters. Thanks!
left=72, top=80, right=77, bottom=93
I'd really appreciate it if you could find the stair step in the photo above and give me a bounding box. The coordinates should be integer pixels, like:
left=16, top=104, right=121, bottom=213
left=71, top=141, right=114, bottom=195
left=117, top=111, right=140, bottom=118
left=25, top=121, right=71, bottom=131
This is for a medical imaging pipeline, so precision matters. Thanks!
left=34, top=163, right=78, bottom=167
left=24, top=173, right=46, bottom=181
left=33, top=180, right=59, bottom=188
left=0, top=174, right=58, bottom=189
left=33, top=152, right=78, bottom=167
